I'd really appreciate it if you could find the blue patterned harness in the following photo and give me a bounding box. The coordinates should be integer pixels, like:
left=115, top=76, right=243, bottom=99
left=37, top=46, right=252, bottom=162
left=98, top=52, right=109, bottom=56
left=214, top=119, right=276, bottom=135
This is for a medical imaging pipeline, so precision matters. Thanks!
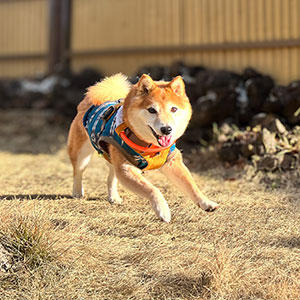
left=83, top=100, right=176, bottom=170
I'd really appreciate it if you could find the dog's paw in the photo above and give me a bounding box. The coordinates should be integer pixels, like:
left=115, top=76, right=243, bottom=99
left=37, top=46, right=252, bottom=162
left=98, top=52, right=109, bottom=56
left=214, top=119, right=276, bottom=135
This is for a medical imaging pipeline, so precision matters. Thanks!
left=73, top=188, right=84, bottom=198
left=159, top=209, right=171, bottom=223
left=108, top=194, right=123, bottom=204
left=198, top=199, right=219, bottom=212
left=152, top=201, right=171, bottom=223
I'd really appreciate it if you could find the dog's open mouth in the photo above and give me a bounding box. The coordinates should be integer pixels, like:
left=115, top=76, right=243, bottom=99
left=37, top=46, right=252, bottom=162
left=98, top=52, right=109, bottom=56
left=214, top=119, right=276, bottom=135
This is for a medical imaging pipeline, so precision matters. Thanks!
left=149, top=126, right=172, bottom=147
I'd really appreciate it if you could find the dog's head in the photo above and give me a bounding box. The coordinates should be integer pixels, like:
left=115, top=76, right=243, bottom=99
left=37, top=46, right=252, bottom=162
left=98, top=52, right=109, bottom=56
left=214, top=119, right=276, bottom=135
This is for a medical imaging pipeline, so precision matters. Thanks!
left=123, top=74, right=192, bottom=147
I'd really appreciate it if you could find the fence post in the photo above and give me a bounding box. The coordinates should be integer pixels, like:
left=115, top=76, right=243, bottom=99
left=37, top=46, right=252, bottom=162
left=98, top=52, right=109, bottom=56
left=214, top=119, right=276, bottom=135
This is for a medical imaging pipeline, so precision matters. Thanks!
left=60, top=0, right=72, bottom=73
left=48, top=0, right=61, bottom=74
left=48, top=0, right=72, bottom=74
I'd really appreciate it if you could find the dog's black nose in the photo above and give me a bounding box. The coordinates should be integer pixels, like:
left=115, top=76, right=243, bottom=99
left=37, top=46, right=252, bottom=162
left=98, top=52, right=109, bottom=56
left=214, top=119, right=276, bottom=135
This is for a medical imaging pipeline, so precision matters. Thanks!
left=161, top=126, right=172, bottom=135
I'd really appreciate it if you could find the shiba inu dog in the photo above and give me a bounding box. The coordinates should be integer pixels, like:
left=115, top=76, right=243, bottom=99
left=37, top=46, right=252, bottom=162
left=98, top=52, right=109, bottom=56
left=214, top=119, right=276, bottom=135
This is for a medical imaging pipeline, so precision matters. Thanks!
left=67, top=73, right=218, bottom=222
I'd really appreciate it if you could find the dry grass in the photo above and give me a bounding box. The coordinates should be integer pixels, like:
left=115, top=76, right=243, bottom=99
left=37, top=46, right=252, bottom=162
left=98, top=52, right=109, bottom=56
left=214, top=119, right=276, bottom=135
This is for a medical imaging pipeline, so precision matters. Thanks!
left=0, top=110, right=299, bottom=299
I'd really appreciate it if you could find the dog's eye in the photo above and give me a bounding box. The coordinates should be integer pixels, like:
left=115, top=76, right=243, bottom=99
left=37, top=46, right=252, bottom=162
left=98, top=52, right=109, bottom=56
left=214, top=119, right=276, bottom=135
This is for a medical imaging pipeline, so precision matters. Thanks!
left=147, top=107, right=157, bottom=114
left=171, top=107, right=178, bottom=113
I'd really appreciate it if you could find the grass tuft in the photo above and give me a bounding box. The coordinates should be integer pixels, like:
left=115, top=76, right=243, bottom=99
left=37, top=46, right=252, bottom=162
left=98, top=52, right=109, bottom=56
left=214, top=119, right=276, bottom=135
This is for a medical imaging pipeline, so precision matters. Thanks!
left=0, top=207, right=58, bottom=273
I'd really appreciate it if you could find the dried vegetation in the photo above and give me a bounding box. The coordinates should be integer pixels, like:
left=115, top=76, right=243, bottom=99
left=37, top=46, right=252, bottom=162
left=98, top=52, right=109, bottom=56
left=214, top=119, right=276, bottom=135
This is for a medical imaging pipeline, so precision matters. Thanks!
left=0, top=110, right=299, bottom=299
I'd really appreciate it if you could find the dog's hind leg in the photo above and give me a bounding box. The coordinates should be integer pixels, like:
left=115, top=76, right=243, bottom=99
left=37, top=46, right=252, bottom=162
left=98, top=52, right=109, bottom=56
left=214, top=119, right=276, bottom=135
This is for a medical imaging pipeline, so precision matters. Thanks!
left=71, top=140, right=94, bottom=197
left=68, top=118, right=94, bottom=197
left=107, top=163, right=122, bottom=204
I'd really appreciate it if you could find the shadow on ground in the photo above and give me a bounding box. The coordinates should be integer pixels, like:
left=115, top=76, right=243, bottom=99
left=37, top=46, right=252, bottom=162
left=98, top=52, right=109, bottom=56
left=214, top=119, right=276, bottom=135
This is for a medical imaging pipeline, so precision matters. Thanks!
left=0, top=194, right=73, bottom=200
left=148, top=273, right=211, bottom=299
left=0, top=194, right=107, bottom=201
left=264, top=236, right=300, bottom=249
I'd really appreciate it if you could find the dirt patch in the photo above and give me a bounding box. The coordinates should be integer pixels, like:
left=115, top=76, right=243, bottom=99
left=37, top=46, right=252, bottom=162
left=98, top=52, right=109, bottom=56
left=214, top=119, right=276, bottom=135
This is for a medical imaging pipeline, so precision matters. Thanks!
left=0, top=109, right=67, bottom=154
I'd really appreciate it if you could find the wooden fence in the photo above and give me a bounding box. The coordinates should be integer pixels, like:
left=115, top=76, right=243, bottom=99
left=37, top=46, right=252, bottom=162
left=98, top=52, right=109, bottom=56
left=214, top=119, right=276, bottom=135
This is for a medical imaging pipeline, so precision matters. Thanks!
left=0, top=0, right=48, bottom=77
left=0, top=0, right=300, bottom=84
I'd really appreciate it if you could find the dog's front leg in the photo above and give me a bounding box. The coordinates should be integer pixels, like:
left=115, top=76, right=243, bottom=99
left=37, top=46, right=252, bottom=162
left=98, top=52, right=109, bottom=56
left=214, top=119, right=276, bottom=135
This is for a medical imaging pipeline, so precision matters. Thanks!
left=160, top=148, right=219, bottom=212
left=109, top=146, right=171, bottom=222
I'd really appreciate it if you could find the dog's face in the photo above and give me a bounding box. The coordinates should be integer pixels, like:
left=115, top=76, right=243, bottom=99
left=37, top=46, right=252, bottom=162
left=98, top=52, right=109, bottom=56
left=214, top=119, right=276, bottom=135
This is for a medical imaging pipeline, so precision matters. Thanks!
left=123, top=74, right=192, bottom=147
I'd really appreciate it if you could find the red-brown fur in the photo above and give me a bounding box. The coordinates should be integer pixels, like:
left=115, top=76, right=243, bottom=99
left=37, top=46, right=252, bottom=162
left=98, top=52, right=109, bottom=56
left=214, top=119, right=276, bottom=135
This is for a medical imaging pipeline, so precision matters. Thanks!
left=67, top=74, right=218, bottom=222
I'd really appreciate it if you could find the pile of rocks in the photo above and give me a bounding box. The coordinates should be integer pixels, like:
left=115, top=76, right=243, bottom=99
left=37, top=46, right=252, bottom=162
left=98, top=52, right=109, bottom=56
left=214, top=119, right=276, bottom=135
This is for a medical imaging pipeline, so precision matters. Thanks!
left=0, top=62, right=299, bottom=128
left=216, top=116, right=300, bottom=171
left=134, top=62, right=300, bottom=127
left=0, top=62, right=299, bottom=171
left=0, top=68, right=103, bottom=123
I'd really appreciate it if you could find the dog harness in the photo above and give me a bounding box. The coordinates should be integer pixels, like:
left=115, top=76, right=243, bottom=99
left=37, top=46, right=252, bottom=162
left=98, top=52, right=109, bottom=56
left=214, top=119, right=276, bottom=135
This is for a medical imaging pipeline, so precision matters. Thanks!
left=83, top=100, right=176, bottom=170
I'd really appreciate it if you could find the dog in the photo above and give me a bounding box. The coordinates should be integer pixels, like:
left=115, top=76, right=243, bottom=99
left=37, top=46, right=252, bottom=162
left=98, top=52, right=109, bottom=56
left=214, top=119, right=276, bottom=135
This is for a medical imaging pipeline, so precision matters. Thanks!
left=67, top=73, right=218, bottom=222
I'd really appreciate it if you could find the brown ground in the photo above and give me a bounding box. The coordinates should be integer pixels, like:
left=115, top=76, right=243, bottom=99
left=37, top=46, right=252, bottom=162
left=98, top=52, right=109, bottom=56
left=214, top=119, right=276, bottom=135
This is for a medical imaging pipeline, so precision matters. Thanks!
left=0, top=110, right=299, bottom=300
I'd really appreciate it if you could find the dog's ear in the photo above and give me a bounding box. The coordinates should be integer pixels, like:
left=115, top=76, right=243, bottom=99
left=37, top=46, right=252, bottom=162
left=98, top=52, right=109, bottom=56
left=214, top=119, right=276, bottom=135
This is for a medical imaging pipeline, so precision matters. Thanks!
left=170, top=76, right=186, bottom=96
left=138, top=74, right=155, bottom=94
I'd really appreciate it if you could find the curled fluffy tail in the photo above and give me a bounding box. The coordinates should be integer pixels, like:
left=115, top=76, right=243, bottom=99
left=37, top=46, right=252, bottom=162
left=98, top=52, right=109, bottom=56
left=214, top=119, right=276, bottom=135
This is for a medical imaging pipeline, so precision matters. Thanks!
left=86, top=73, right=131, bottom=105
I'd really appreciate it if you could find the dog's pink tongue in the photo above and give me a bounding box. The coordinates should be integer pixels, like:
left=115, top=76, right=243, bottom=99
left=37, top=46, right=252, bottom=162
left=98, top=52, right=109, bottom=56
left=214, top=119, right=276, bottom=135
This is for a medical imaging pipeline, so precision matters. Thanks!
left=158, top=135, right=172, bottom=147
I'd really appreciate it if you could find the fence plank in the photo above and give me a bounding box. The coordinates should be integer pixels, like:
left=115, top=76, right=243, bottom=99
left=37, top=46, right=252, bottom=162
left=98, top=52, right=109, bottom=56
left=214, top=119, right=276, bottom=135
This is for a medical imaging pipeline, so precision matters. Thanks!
left=0, top=0, right=300, bottom=83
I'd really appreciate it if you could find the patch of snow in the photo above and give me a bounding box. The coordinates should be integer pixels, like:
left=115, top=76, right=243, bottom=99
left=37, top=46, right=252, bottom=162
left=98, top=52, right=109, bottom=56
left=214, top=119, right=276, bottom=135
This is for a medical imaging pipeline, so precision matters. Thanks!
left=20, top=75, right=70, bottom=94
left=197, top=91, right=217, bottom=104
left=235, top=85, right=249, bottom=108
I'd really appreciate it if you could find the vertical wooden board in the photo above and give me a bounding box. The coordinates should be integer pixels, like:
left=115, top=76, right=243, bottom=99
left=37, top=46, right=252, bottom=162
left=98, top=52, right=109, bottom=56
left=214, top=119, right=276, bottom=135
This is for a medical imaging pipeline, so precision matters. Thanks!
left=224, top=0, right=233, bottom=43
left=248, top=0, right=257, bottom=42
left=181, top=0, right=193, bottom=45
left=263, top=49, right=275, bottom=78
left=207, top=0, right=226, bottom=44
left=264, top=0, right=274, bottom=40
left=282, top=47, right=293, bottom=84
left=201, top=0, right=210, bottom=44
left=224, top=50, right=239, bottom=72
left=238, top=50, right=248, bottom=70
left=254, top=0, right=266, bottom=41
left=290, top=47, right=300, bottom=81
left=257, top=0, right=266, bottom=41
left=208, top=0, right=217, bottom=44
left=72, top=0, right=181, bottom=51
left=134, top=0, right=145, bottom=47
left=239, top=0, right=249, bottom=42
left=184, top=52, right=204, bottom=68
left=223, top=50, right=231, bottom=70
left=290, top=0, right=299, bottom=38
left=143, top=0, right=157, bottom=46
left=273, top=0, right=283, bottom=40
left=72, top=0, right=125, bottom=50
left=272, top=48, right=283, bottom=82
left=281, top=0, right=290, bottom=39
left=185, top=52, right=201, bottom=68
left=194, top=0, right=202, bottom=44
left=201, top=51, right=212, bottom=68
left=214, top=50, right=226, bottom=69
left=205, top=0, right=226, bottom=44
left=0, top=0, right=47, bottom=54
left=294, top=0, right=300, bottom=38
left=204, top=51, right=216, bottom=68
left=216, top=0, right=226, bottom=43
left=0, top=59, right=46, bottom=78
left=250, top=49, right=259, bottom=71
left=231, top=0, right=240, bottom=42
left=184, top=0, right=205, bottom=45
left=295, top=48, right=300, bottom=82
